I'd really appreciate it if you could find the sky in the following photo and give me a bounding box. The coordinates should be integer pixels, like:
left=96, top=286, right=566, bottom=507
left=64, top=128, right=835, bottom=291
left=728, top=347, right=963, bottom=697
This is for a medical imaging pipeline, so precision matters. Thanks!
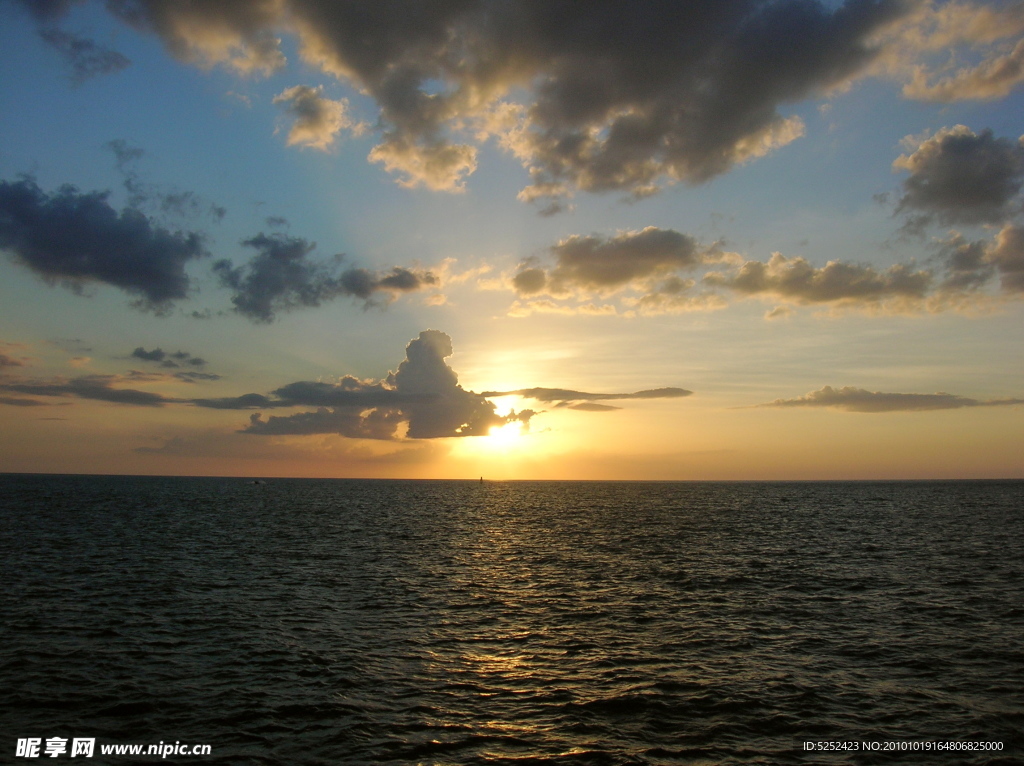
left=1, top=0, right=1023, bottom=480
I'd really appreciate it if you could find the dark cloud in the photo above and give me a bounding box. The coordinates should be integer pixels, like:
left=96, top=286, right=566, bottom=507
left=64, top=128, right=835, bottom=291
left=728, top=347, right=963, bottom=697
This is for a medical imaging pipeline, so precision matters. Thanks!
left=38, top=28, right=130, bottom=85
left=213, top=232, right=437, bottom=322
left=894, top=126, right=1024, bottom=225
left=0, top=374, right=177, bottom=407
left=756, top=385, right=1024, bottom=412
left=0, top=177, right=208, bottom=310
left=131, top=346, right=207, bottom=367
left=97, top=0, right=913, bottom=198
left=131, top=346, right=165, bottom=362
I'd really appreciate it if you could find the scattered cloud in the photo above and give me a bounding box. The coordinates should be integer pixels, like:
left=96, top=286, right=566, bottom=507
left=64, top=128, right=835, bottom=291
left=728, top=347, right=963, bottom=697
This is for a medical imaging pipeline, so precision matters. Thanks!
left=505, top=227, right=955, bottom=316
left=106, top=140, right=227, bottom=222
left=0, top=177, right=208, bottom=311
left=894, top=0, right=1024, bottom=102
left=13, top=0, right=129, bottom=84
left=755, top=384, right=1024, bottom=412
left=708, top=252, right=933, bottom=306
left=38, top=28, right=130, bottom=85
left=213, top=232, right=437, bottom=322
left=273, top=84, right=365, bottom=150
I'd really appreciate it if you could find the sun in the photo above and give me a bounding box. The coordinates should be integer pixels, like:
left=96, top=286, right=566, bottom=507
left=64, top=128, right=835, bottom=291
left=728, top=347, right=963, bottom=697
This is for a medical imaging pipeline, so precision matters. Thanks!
left=487, top=420, right=526, bottom=447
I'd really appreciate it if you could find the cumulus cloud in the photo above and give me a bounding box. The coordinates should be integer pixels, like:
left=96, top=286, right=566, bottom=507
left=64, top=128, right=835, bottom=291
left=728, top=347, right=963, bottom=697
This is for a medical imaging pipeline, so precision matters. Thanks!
left=0, top=177, right=208, bottom=310
left=213, top=232, right=437, bottom=322
left=273, top=84, right=364, bottom=150
left=187, top=330, right=689, bottom=439
left=756, top=384, right=1024, bottom=412
left=94, top=0, right=919, bottom=200
left=893, top=126, right=1024, bottom=225
left=38, top=28, right=131, bottom=84
left=237, top=330, right=510, bottom=439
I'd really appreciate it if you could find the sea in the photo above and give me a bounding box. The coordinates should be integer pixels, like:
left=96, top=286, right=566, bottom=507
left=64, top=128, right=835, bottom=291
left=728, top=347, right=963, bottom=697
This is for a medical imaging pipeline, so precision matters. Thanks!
left=1, top=475, right=1022, bottom=765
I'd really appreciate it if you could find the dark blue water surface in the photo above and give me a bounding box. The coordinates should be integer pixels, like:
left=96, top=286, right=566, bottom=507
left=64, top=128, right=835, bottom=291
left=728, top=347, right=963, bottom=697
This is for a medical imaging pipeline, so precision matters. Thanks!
left=1, top=476, right=1022, bottom=765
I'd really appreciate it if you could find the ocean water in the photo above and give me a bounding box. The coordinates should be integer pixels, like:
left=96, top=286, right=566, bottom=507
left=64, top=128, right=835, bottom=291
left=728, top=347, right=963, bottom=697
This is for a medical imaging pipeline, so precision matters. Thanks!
left=1, top=475, right=1022, bottom=765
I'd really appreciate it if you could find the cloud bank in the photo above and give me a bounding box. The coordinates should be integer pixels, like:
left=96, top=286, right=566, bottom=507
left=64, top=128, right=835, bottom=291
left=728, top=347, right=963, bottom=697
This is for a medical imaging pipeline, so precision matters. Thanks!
left=482, top=386, right=693, bottom=407
left=756, top=384, right=1024, bottom=412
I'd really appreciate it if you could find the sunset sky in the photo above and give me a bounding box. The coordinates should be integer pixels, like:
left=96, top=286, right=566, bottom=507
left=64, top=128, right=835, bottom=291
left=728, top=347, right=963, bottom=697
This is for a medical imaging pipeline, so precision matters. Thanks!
left=1, top=0, right=1023, bottom=479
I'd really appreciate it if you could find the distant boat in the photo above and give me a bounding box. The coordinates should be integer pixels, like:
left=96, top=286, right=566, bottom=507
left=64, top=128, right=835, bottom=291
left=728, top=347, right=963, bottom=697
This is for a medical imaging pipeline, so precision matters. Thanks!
left=479, top=476, right=484, bottom=484
left=248, top=479, right=265, bottom=485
